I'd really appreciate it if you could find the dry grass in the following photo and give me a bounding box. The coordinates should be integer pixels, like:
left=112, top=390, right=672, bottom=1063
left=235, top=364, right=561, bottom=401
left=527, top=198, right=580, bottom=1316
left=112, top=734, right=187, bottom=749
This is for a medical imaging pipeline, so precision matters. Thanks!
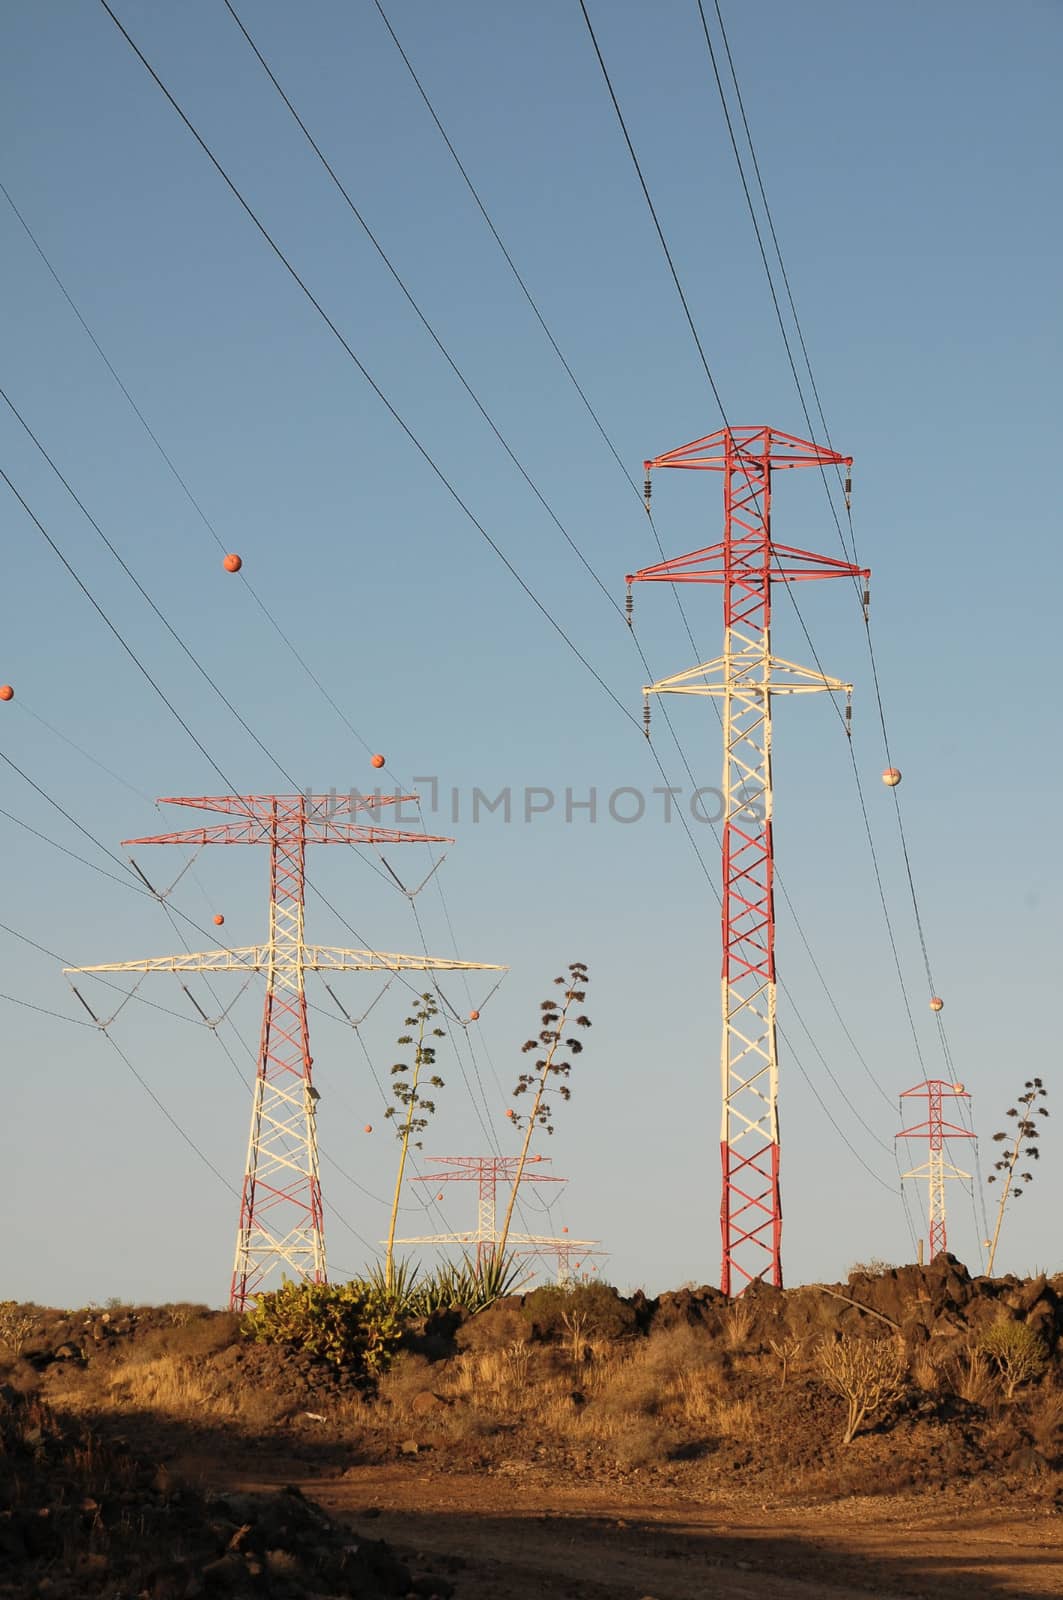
left=911, top=1345, right=946, bottom=1394
left=951, top=1346, right=1000, bottom=1407
left=106, top=1355, right=238, bottom=1419
left=723, top=1298, right=755, bottom=1350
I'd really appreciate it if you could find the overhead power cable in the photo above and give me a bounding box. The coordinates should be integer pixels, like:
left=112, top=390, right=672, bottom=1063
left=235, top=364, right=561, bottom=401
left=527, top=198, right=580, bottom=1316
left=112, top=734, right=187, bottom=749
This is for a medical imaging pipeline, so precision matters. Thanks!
left=85, top=2, right=894, bottom=1189
left=370, top=0, right=643, bottom=506
left=96, top=0, right=637, bottom=733
left=698, top=0, right=957, bottom=1085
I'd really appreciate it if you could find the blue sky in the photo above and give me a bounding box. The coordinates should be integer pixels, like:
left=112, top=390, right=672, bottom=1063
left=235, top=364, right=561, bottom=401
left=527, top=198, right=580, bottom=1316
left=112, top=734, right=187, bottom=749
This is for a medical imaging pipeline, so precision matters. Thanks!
left=1, top=1, right=1059, bottom=1306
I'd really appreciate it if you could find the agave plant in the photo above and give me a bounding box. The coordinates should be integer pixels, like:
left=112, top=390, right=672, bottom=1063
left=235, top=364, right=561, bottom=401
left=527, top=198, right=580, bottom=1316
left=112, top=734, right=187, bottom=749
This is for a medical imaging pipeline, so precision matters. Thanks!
left=361, top=1257, right=423, bottom=1316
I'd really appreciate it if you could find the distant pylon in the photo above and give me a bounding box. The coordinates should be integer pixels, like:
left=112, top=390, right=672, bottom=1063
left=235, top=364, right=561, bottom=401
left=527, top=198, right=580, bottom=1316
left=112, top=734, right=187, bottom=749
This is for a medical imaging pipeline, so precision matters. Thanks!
left=392, top=1152, right=602, bottom=1281
left=409, top=1154, right=565, bottom=1268
left=66, top=793, right=503, bottom=1310
left=628, top=427, right=869, bottom=1294
left=897, top=1079, right=974, bottom=1259
left=515, top=1238, right=608, bottom=1286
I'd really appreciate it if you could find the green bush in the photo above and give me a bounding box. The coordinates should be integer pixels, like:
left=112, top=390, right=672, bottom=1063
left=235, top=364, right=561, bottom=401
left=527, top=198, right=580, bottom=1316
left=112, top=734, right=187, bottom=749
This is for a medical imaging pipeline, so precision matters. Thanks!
left=243, top=1280, right=402, bottom=1376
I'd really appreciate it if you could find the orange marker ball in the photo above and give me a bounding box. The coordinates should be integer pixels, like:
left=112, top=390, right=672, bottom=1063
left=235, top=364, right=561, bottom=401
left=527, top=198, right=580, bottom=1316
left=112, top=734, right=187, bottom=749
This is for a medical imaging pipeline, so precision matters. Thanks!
left=363, top=1123, right=373, bottom=1133
left=213, top=914, right=225, bottom=927
left=469, top=1009, right=480, bottom=1021
left=505, top=1109, right=515, bottom=1119
left=222, top=553, right=242, bottom=573
left=437, top=1193, right=444, bottom=1201
left=882, top=768, right=901, bottom=787
left=0, top=685, right=13, bottom=702
left=929, top=996, right=944, bottom=1013
left=371, top=753, right=385, bottom=770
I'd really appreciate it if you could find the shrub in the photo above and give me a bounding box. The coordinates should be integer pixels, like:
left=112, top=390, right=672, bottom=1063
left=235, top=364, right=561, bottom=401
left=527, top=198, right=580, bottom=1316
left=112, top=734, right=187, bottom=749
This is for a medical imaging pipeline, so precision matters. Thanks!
left=243, top=1280, right=402, bottom=1377
left=455, top=1302, right=527, bottom=1353
left=522, top=1283, right=636, bottom=1361
left=816, top=1335, right=907, bottom=1445
left=980, top=1319, right=1047, bottom=1399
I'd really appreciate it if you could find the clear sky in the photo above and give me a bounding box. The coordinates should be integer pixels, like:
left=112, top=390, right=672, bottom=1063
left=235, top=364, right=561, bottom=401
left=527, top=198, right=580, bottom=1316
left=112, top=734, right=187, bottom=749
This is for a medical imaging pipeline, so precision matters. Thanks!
left=1, top=1, right=1059, bottom=1307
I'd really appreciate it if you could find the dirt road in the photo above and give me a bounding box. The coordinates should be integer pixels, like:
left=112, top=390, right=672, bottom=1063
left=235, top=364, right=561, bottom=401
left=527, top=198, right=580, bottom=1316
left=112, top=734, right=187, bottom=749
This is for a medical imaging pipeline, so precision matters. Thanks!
left=187, top=1452, right=1063, bottom=1599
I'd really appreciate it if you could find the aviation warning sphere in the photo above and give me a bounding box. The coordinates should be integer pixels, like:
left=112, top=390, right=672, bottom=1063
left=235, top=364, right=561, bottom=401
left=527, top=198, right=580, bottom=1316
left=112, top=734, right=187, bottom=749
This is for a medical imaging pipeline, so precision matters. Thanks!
left=213, top=914, right=225, bottom=927
left=882, top=768, right=902, bottom=787
left=505, top=1108, right=515, bottom=1119
left=0, top=685, right=13, bottom=702
left=469, top=1009, right=480, bottom=1021
left=223, top=553, right=242, bottom=573
left=929, top=996, right=944, bottom=1013
left=371, top=753, right=385, bottom=769
left=363, top=1123, right=373, bottom=1133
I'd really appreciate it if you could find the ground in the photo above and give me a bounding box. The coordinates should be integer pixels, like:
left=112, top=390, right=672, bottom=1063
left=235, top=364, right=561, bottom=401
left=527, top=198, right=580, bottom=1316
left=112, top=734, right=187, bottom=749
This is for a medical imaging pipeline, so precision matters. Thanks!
left=182, top=1450, right=1063, bottom=1599
left=3, top=1260, right=1063, bottom=1597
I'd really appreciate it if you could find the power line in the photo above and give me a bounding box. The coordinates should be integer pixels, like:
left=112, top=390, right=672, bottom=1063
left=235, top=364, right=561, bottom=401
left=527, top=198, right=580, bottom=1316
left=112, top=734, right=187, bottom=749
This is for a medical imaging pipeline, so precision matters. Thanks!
left=65, top=0, right=895, bottom=1205
left=371, top=0, right=644, bottom=507
left=96, top=0, right=638, bottom=734
left=698, top=2, right=958, bottom=1088
left=90, top=0, right=897, bottom=1203
left=579, top=6, right=941, bottom=1186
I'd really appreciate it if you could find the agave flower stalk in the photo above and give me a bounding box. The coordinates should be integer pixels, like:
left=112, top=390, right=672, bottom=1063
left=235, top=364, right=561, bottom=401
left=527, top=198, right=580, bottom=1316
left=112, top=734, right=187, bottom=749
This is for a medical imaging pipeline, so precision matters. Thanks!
left=497, top=962, right=591, bottom=1261
left=384, top=993, right=445, bottom=1293
left=985, top=1076, right=1048, bottom=1276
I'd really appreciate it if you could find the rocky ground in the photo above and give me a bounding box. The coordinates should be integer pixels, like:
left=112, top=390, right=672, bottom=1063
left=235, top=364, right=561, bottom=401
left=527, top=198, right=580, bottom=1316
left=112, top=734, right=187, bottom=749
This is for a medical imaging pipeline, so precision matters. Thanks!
left=2, top=1258, right=1062, bottom=1597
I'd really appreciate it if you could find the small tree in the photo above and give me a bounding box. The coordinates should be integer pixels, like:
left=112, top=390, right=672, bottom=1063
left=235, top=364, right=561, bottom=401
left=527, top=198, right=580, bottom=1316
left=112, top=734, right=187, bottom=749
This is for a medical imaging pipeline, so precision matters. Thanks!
left=0, top=1302, right=38, bottom=1359
left=816, top=1335, right=907, bottom=1445
left=985, top=1077, right=1048, bottom=1275
left=769, top=1335, right=804, bottom=1391
left=383, top=993, right=445, bottom=1292
left=980, top=1319, right=1047, bottom=1399
left=496, top=961, right=591, bottom=1259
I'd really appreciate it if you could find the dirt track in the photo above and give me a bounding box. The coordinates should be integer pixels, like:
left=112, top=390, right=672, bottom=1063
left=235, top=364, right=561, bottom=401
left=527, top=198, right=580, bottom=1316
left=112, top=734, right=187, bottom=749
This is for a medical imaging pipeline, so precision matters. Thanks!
left=185, top=1453, right=1063, bottom=1599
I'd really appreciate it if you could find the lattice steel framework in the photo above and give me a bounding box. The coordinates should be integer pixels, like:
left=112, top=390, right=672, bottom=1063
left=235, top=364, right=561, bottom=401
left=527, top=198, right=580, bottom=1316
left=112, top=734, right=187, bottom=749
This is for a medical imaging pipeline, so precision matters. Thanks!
left=67, top=794, right=502, bottom=1310
left=897, top=1080, right=974, bottom=1260
left=395, top=1153, right=566, bottom=1268
left=628, top=427, right=868, bottom=1293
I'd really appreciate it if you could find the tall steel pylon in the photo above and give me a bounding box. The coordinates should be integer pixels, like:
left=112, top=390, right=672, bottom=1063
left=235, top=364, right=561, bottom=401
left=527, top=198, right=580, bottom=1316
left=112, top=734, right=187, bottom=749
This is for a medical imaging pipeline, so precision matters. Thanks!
left=897, top=1080, right=974, bottom=1260
left=67, top=793, right=503, bottom=1310
left=628, top=427, right=868, bottom=1294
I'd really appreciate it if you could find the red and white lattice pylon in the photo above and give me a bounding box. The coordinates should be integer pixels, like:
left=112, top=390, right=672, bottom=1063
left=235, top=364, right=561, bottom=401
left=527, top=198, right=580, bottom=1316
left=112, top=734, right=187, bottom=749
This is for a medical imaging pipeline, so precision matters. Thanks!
left=396, top=1154, right=566, bottom=1269
left=897, top=1080, right=975, bottom=1261
left=627, top=427, right=868, bottom=1294
left=66, top=793, right=503, bottom=1310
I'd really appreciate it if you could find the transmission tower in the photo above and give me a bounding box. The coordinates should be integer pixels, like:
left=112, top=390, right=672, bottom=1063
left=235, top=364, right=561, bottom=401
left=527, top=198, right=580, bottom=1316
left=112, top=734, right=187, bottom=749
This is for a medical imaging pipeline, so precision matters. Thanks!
left=393, top=1152, right=601, bottom=1281
left=628, top=427, right=868, bottom=1294
left=897, top=1079, right=974, bottom=1260
left=408, top=1155, right=565, bottom=1267
left=516, top=1238, right=608, bottom=1286
left=66, top=793, right=502, bottom=1310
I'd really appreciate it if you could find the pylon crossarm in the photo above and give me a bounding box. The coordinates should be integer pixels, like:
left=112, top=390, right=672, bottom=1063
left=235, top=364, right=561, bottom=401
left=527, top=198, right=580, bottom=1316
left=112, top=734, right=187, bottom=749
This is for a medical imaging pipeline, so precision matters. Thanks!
left=628, top=545, right=867, bottom=586
left=123, top=821, right=452, bottom=847
left=645, top=655, right=850, bottom=698
left=66, top=947, right=505, bottom=975
left=643, top=424, right=852, bottom=472
left=902, top=1161, right=972, bottom=1182
left=153, top=793, right=421, bottom=817
left=391, top=1233, right=598, bottom=1249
